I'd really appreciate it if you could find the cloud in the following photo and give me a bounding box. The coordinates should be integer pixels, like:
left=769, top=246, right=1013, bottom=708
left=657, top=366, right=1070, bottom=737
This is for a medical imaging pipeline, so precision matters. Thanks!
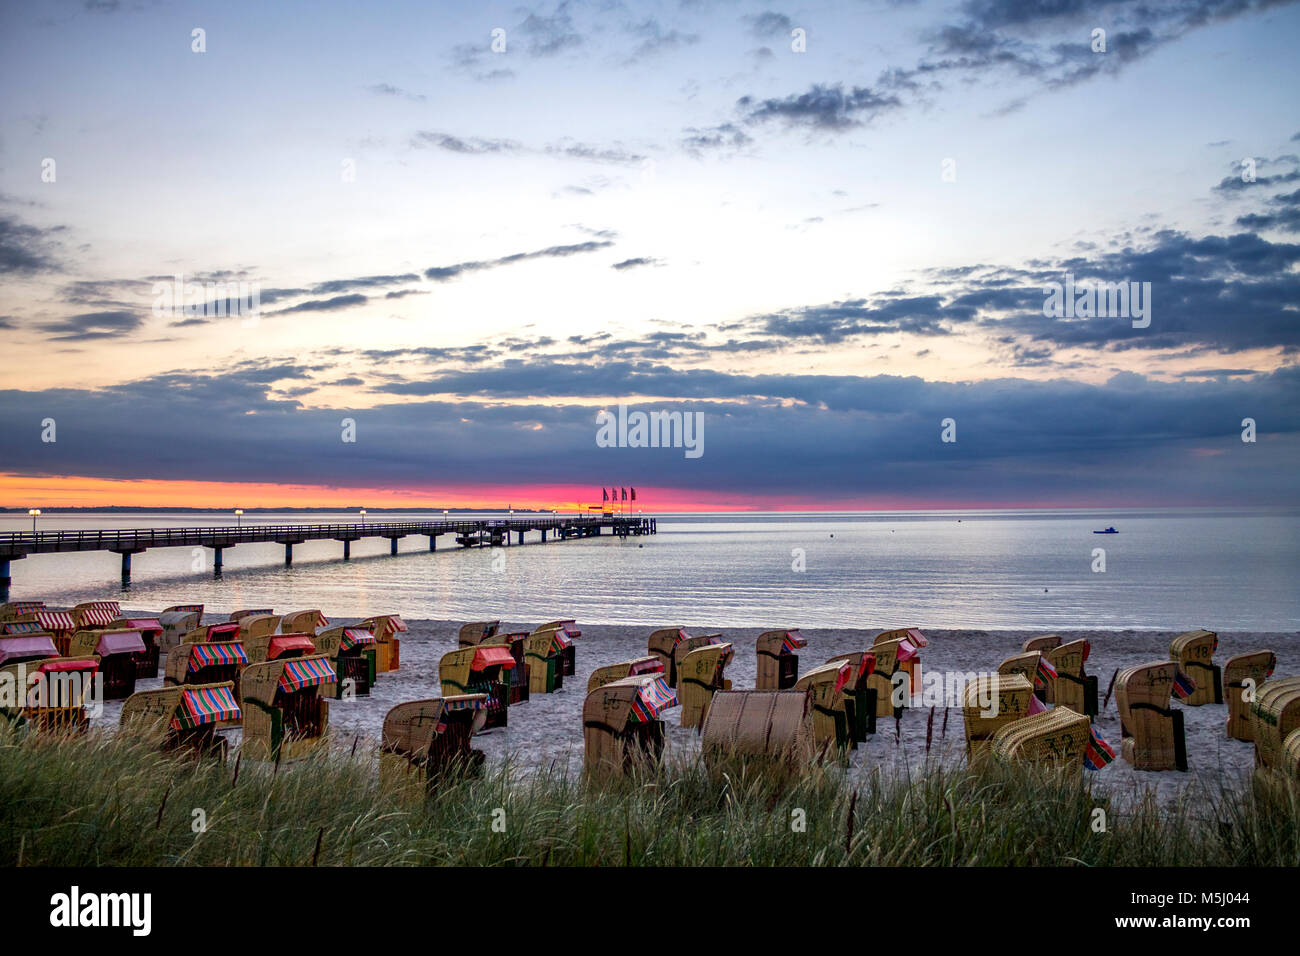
left=611, top=257, right=662, bottom=270
left=681, top=123, right=753, bottom=155
left=744, top=12, right=793, bottom=38
left=423, top=240, right=615, bottom=282
left=1236, top=189, right=1300, bottom=233
left=625, top=19, right=699, bottom=61
left=5, top=360, right=1294, bottom=504
left=0, top=214, right=64, bottom=275
left=271, top=293, right=369, bottom=315
left=38, top=310, right=141, bottom=341
left=736, top=83, right=903, bottom=131
left=411, top=131, right=523, bottom=154
left=366, top=83, right=427, bottom=103
left=518, top=7, right=584, bottom=57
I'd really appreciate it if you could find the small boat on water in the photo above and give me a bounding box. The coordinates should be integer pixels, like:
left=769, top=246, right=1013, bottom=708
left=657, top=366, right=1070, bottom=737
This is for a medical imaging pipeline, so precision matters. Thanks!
left=1093, top=527, right=1118, bottom=534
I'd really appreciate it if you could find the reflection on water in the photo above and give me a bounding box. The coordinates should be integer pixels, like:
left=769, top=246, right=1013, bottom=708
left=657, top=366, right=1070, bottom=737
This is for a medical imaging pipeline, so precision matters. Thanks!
left=3, top=510, right=1297, bottom=630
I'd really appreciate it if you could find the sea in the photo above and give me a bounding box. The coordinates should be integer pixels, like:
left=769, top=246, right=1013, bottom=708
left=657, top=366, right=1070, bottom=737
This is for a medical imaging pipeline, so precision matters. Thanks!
left=2, top=509, right=1297, bottom=631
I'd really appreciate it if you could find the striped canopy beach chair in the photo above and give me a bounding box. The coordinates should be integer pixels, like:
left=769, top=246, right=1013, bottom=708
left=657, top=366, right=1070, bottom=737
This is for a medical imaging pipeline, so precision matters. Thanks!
left=583, top=674, right=678, bottom=782
left=240, top=655, right=335, bottom=762
left=0, top=655, right=99, bottom=735
left=121, top=681, right=241, bottom=757
left=314, top=625, right=378, bottom=698
left=826, top=650, right=877, bottom=742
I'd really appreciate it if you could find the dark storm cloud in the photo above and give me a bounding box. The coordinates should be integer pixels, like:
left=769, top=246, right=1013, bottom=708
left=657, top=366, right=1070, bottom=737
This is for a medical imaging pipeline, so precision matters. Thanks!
left=423, top=240, right=614, bottom=282
left=2, top=364, right=1296, bottom=503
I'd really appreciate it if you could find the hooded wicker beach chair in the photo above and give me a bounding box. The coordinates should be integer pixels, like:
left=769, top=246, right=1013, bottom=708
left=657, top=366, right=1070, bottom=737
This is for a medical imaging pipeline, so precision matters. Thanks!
left=1251, top=676, right=1300, bottom=771
left=1283, top=728, right=1300, bottom=784
left=237, top=614, right=283, bottom=641
left=963, top=673, right=1035, bottom=760
left=583, top=674, right=678, bottom=782
left=32, top=610, right=78, bottom=655
left=0, top=655, right=99, bottom=734
left=700, top=690, right=814, bottom=772
left=279, top=609, right=328, bottom=635
left=439, top=645, right=514, bottom=727
left=381, top=696, right=490, bottom=794
left=875, top=627, right=927, bottom=695
left=228, top=608, right=274, bottom=622
left=158, top=605, right=203, bottom=652
left=243, top=631, right=317, bottom=665
left=71, top=601, right=122, bottom=631
left=109, top=616, right=164, bottom=679
left=535, top=620, right=580, bottom=676
left=523, top=630, right=565, bottom=694
left=991, top=706, right=1092, bottom=770
left=164, top=622, right=248, bottom=694
left=587, top=656, right=664, bottom=695
left=793, top=659, right=853, bottom=754
left=240, top=655, right=335, bottom=761
left=756, top=629, right=806, bottom=690
left=677, top=642, right=734, bottom=731
left=529, top=623, right=578, bottom=686
left=1046, top=639, right=1097, bottom=717
left=120, top=681, right=241, bottom=757
left=1116, top=661, right=1187, bottom=771
left=313, top=625, right=378, bottom=698
left=998, top=650, right=1042, bottom=685
left=867, top=637, right=907, bottom=718
left=360, top=614, right=406, bottom=672
left=1223, top=651, right=1277, bottom=741
left=0, top=600, right=45, bottom=622
left=1169, top=630, right=1222, bottom=706
left=68, top=627, right=146, bottom=699
left=458, top=621, right=501, bottom=647
left=647, top=626, right=696, bottom=686
left=826, top=651, right=877, bottom=742
left=1022, top=634, right=1062, bottom=653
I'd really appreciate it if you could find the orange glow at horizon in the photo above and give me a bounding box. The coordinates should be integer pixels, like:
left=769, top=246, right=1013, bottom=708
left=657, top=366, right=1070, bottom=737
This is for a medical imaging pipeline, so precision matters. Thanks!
left=0, top=472, right=1140, bottom=513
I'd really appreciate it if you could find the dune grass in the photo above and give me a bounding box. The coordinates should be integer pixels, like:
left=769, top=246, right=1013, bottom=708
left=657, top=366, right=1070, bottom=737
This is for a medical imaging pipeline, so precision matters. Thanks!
left=1, top=725, right=1297, bottom=866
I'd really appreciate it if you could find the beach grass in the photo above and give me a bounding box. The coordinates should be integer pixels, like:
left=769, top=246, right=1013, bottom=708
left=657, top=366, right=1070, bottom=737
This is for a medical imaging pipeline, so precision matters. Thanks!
left=2, top=725, right=1297, bottom=867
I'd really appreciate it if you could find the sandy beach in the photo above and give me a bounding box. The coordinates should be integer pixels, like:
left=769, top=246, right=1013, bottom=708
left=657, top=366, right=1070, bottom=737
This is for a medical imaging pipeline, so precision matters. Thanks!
left=96, top=614, right=1298, bottom=810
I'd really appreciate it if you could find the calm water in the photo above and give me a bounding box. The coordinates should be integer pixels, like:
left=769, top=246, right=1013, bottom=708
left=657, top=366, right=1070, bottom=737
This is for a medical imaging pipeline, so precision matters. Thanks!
left=2, top=510, right=1297, bottom=630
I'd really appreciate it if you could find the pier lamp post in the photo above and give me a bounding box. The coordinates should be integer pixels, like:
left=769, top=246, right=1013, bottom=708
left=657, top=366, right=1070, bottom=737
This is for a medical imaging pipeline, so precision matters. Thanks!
left=28, top=508, right=40, bottom=534
left=234, top=508, right=243, bottom=528
left=360, top=509, right=367, bottom=526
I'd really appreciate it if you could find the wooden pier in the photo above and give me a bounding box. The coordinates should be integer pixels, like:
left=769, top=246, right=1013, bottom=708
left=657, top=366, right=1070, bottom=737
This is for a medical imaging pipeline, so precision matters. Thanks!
left=0, top=515, right=658, bottom=600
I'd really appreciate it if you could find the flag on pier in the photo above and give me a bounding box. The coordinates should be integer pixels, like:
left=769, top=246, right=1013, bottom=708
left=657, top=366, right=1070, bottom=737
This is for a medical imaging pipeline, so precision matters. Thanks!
left=603, top=488, right=608, bottom=502
left=631, top=487, right=637, bottom=500
left=622, top=487, right=627, bottom=500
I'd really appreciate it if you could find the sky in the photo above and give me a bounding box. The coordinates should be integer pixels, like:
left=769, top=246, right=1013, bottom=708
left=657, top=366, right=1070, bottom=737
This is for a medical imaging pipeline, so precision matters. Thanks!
left=1, top=0, right=1298, bottom=511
